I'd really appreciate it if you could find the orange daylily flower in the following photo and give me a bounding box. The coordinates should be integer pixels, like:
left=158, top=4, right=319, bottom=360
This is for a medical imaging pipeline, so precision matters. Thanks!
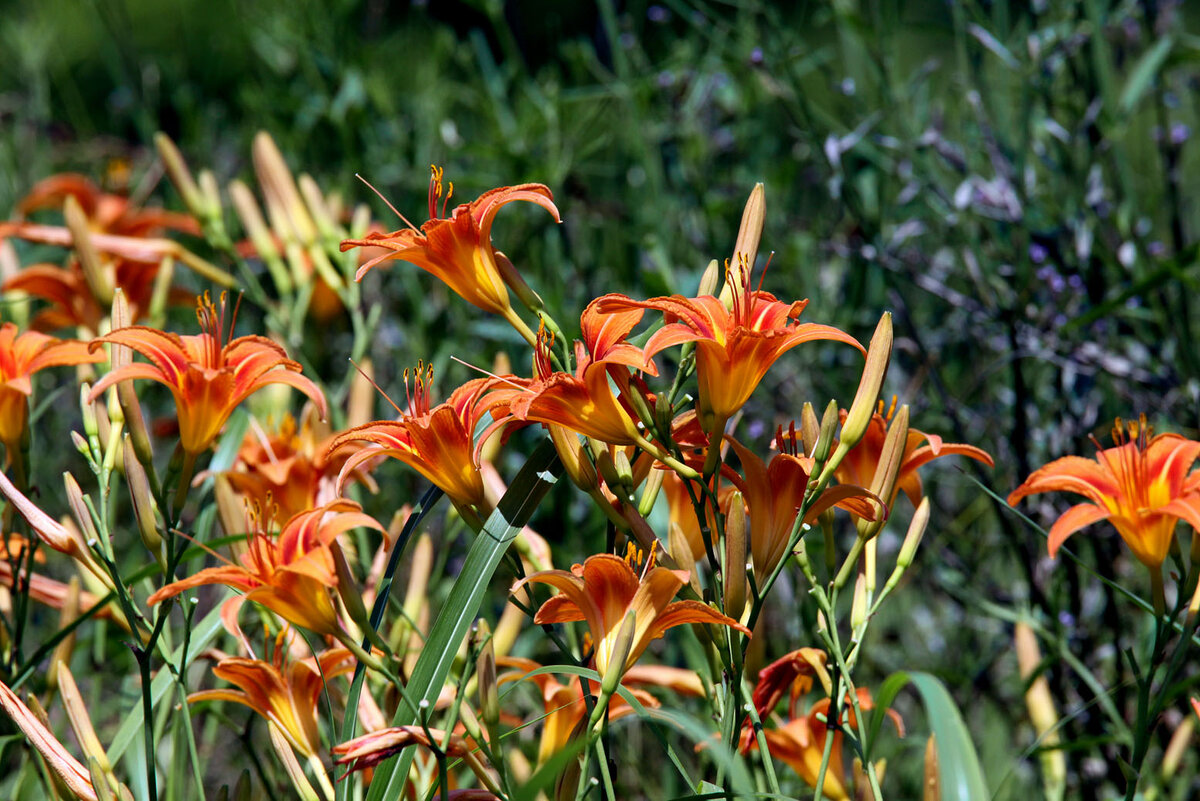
left=0, top=322, right=103, bottom=453
left=330, top=368, right=499, bottom=515
left=1008, top=417, right=1200, bottom=568
left=595, top=263, right=861, bottom=428
left=0, top=678, right=98, bottom=801
left=498, top=656, right=701, bottom=764
left=11, top=172, right=199, bottom=238
left=726, top=432, right=881, bottom=576
left=742, top=658, right=903, bottom=801
left=515, top=546, right=750, bottom=680
left=190, top=638, right=355, bottom=758
left=834, top=401, right=994, bottom=509
left=223, top=409, right=377, bottom=520
left=147, top=500, right=383, bottom=635
left=2, top=260, right=189, bottom=334
left=88, top=293, right=327, bottom=454
left=341, top=167, right=560, bottom=319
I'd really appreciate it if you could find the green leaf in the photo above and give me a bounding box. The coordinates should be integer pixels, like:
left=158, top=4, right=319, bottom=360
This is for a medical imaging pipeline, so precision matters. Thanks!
left=865, top=670, right=910, bottom=755
left=1120, top=37, right=1174, bottom=114
left=909, top=672, right=989, bottom=801
left=364, top=438, right=562, bottom=801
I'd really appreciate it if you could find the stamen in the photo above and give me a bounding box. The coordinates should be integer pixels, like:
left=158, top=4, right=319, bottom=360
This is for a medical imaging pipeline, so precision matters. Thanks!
left=355, top=174, right=419, bottom=233
left=449, top=355, right=529, bottom=393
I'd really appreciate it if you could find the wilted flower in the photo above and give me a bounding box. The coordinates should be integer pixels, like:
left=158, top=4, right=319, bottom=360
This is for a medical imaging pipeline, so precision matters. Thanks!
left=0, top=679, right=99, bottom=801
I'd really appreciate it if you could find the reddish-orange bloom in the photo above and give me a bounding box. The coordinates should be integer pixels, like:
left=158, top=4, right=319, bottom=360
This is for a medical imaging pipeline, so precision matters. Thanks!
left=147, top=500, right=382, bottom=635
left=742, top=653, right=902, bottom=801
left=223, top=410, right=376, bottom=520
left=515, top=546, right=750, bottom=679
left=498, top=656, right=702, bottom=764
left=191, top=640, right=355, bottom=758
left=834, top=402, right=994, bottom=509
left=330, top=368, right=498, bottom=515
left=1008, top=417, right=1200, bottom=568
left=725, top=433, right=880, bottom=576
left=0, top=322, right=103, bottom=453
left=595, top=269, right=861, bottom=425
left=88, top=293, right=327, bottom=454
left=10, top=172, right=199, bottom=239
left=2, top=260, right=189, bottom=334
left=341, top=167, right=560, bottom=318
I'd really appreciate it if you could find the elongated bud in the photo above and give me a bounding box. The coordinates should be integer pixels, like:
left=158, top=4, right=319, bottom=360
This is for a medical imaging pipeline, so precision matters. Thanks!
left=594, top=448, right=625, bottom=496
left=897, top=497, right=931, bottom=569
left=612, top=449, right=634, bottom=492
left=213, top=476, right=245, bottom=541
left=253, top=131, right=316, bottom=245
left=57, top=661, right=113, bottom=775
left=229, top=179, right=292, bottom=294
left=637, top=463, right=665, bottom=517
left=854, top=404, right=909, bottom=541
left=123, top=436, right=163, bottom=564
left=495, top=250, right=541, bottom=313
left=851, top=572, right=869, bottom=632
left=1015, top=622, right=1065, bottom=796
left=347, top=357, right=377, bottom=429
left=71, top=431, right=90, bottom=459
left=63, top=196, right=113, bottom=306
left=698, top=258, right=721, bottom=297
left=923, top=735, right=940, bottom=801
left=80, top=385, right=99, bottom=442
left=64, top=473, right=100, bottom=546
left=298, top=173, right=339, bottom=242
left=155, top=132, right=205, bottom=216
left=549, top=425, right=597, bottom=491
left=0, top=682, right=99, bottom=801
left=840, top=312, right=892, bottom=450
left=198, top=169, right=223, bottom=220
left=601, top=610, right=638, bottom=692
left=475, top=619, right=500, bottom=738
left=800, top=402, right=820, bottom=456
left=814, top=399, right=840, bottom=465
left=331, top=542, right=371, bottom=638
left=49, top=576, right=82, bottom=682
left=723, top=491, right=747, bottom=622
left=1163, top=715, right=1194, bottom=780
left=732, top=183, right=766, bottom=274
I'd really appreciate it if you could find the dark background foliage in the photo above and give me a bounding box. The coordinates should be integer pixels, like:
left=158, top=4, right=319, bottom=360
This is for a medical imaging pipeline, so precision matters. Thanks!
left=4, top=0, right=1200, bottom=797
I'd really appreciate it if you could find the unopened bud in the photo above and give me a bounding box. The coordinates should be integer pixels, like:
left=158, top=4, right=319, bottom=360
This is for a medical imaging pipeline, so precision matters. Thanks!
left=347, top=357, right=377, bottom=430
left=63, top=195, right=113, bottom=305
left=48, top=577, right=81, bottom=688
left=923, top=735, right=939, bottom=801
left=495, top=250, right=541, bottom=313
left=723, top=492, right=747, bottom=623
left=298, top=174, right=338, bottom=242
left=800, top=402, right=820, bottom=457
left=637, top=464, right=664, bottom=517
left=198, top=169, right=222, bottom=220
left=475, top=619, right=499, bottom=734
left=855, top=405, right=909, bottom=541
left=698, top=259, right=721, bottom=297
left=154, top=133, right=205, bottom=216
left=851, top=572, right=869, bottom=632
left=840, top=312, right=892, bottom=451
left=230, top=180, right=291, bottom=294
left=600, top=610, right=638, bottom=691
left=549, top=425, right=597, bottom=491
left=731, top=183, right=766, bottom=275
left=1163, top=715, right=1194, bottom=781
left=897, top=497, right=931, bottom=569
left=57, top=661, right=113, bottom=775
left=63, top=473, right=99, bottom=546
left=1015, top=622, right=1065, bottom=794
left=123, top=436, right=163, bottom=564
left=331, top=542, right=371, bottom=637
left=814, top=399, right=840, bottom=465
left=79, top=385, right=99, bottom=442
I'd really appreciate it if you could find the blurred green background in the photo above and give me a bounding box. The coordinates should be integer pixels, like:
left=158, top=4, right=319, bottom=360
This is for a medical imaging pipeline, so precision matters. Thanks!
left=4, top=0, right=1200, bottom=797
